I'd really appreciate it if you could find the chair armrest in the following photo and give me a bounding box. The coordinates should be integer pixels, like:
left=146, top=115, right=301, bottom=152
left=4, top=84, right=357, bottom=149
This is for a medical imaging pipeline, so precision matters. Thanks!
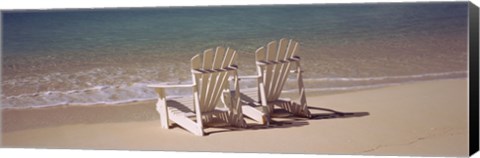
left=147, top=84, right=195, bottom=88
left=148, top=84, right=195, bottom=99
left=289, top=70, right=305, bottom=73
left=291, top=56, right=301, bottom=61
left=238, top=75, right=261, bottom=80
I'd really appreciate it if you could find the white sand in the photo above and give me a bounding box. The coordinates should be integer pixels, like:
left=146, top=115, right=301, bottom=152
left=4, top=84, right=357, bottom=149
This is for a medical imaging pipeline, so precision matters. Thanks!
left=1, top=79, right=469, bottom=157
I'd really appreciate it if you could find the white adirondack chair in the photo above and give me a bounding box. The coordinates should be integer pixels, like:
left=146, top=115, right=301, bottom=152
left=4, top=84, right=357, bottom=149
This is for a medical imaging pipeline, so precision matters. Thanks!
left=240, top=38, right=312, bottom=125
left=148, top=47, right=247, bottom=136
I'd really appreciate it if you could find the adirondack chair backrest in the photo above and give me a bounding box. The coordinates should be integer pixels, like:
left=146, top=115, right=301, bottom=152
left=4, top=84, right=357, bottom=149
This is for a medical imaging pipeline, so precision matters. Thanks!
left=190, top=47, right=238, bottom=113
left=255, top=38, right=300, bottom=102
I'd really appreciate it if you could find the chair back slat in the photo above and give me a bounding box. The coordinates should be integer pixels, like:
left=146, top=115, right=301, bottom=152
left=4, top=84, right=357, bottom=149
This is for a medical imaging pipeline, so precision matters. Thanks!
left=222, top=48, right=234, bottom=68
left=263, top=41, right=277, bottom=99
left=191, top=54, right=202, bottom=69
left=256, top=39, right=300, bottom=101
left=212, top=47, right=226, bottom=69
left=202, top=49, right=214, bottom=69
left=274, top=39, right=298, bottom=99
left=191, top=47, right=238, bottom=112
left=286, top=40, right=298, bottom=59
left=269, top=38, right=289, bottom=100
left=255, top=47, right=266, bottom=61
left=226, top=48, right=237, bottom=67
left=266, top=41, right=277, bottom=61
left=276, top=38, right=289, bottom=60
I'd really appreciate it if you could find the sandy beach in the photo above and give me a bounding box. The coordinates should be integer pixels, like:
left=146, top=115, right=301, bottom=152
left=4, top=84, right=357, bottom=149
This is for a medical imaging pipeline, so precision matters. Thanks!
left=0, top=78, right=468, bottom=156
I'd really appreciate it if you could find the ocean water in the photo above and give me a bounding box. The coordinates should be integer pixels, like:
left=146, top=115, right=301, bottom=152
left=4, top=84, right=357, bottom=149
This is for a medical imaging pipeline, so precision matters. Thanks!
left=2, top=2, right=469, bottom=108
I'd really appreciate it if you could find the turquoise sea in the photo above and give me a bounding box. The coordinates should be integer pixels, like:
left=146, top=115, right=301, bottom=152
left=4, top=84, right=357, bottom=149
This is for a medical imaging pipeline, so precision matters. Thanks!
left=2, top=2, right=469, bottom=108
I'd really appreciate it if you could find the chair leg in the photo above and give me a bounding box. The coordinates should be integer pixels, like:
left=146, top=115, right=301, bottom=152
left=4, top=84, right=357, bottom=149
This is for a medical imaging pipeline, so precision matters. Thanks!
left=156, top=100, right=170, bottom=129
left=289, top=101, right=311, bottom=118
left=295, top=61, right=311, bottom=118
left=154, top=88, right=170, bottom=129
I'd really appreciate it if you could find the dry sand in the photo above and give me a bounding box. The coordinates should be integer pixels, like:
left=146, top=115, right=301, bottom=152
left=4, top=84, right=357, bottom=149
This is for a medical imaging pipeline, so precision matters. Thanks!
left=1, top=79, right=469, bottom=157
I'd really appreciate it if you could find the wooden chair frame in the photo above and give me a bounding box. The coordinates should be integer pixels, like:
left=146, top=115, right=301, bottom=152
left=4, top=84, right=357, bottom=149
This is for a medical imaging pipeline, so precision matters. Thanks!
left=148, top=47, right=247, bottom=136
left=240, top=38, right=312, bottom=125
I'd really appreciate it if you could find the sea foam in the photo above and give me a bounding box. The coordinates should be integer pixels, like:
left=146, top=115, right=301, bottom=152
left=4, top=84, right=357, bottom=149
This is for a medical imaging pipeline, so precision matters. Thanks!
left=1, top=71, right=467, bottom=109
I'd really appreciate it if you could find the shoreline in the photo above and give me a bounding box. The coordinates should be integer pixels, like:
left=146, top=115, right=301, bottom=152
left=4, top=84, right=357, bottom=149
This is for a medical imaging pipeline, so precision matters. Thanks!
left=1, top=72, right=468, bottom=110
left=1, top=79, right=469, bottom=156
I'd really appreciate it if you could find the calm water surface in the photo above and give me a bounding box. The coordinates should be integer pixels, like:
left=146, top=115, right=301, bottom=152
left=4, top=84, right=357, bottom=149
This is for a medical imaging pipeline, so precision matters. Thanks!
left=2, top=3, right=468, bottom=108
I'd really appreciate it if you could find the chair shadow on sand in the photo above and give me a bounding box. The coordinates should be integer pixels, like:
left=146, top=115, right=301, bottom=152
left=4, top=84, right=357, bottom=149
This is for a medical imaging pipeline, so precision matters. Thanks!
left=205, top=104, right=370, bottom=135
